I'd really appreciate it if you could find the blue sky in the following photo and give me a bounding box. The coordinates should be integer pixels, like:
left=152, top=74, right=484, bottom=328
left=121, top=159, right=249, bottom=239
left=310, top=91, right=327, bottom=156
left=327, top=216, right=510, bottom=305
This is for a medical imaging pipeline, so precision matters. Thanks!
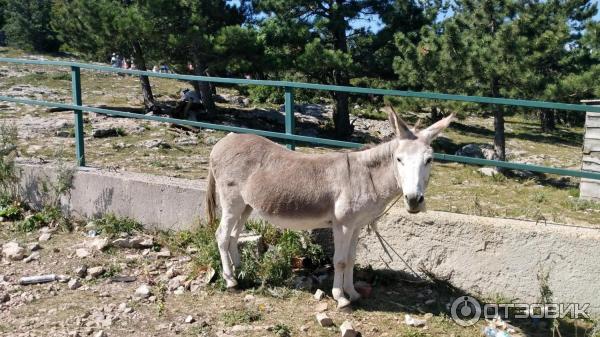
left=228, top=0, right=600, bottom=33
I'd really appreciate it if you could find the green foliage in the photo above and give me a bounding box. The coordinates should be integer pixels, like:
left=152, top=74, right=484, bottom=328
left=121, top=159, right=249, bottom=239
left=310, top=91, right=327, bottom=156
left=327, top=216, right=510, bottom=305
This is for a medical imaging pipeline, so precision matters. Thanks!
left=273, top=323, right=291, bottom=337
left=248, top=85, right=284, bottom=104
left=0, top=199, right=23, bottom=221
left=2, top=0, right=59, bottom=52
left=0, top=124, right=18, bottom=202
left=15, top=206, right=62, bottom=232
left=239, top=220, right=324, bottom=287
left=221, top=308, right=262, bottom=326
left=94, top=213, right=142, bottom=236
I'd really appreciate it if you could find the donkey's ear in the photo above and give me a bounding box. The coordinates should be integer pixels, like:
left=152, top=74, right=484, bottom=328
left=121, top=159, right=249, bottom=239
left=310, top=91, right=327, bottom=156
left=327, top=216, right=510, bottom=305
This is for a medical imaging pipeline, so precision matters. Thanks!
left=419, top=113, right=456, bottom=143
left=386, top=106, right=415, bottom=139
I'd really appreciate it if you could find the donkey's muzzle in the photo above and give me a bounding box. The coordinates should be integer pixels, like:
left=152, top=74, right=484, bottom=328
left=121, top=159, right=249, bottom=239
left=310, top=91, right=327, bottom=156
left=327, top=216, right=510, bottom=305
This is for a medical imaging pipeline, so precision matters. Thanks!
left=405, top=193, right=424, bottom=213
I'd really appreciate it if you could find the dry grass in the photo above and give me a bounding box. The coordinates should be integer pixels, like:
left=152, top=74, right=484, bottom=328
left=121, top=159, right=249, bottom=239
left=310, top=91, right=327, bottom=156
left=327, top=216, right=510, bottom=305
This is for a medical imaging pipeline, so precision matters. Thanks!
left=1, top=46, right=599, bottom=227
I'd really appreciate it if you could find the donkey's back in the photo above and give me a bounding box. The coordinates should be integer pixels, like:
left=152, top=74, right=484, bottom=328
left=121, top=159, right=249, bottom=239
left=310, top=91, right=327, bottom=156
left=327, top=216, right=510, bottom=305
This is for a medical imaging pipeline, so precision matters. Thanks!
left=207, top=133, right=347, bottom=227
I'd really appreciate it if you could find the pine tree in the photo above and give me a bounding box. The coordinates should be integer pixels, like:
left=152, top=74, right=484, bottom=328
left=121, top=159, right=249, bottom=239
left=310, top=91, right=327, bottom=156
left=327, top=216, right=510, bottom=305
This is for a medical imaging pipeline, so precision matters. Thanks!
left=52, top=0, right=161, bottom=113
left=254, top=0, right=393, bottom=139
left=3, top=0, right=59, bottom=52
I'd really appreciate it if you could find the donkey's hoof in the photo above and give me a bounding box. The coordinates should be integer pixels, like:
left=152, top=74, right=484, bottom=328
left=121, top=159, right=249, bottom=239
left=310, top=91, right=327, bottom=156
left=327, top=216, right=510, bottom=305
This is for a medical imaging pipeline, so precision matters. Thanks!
left=336, top=297, right=352, bottom=310
left=225, top=278, right=238, bottom=289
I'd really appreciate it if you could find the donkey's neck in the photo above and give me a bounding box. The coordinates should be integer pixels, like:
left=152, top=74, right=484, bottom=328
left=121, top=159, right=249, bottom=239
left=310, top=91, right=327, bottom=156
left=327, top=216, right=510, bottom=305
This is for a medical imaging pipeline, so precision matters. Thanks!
left=349, top=139, right=401, bottom=202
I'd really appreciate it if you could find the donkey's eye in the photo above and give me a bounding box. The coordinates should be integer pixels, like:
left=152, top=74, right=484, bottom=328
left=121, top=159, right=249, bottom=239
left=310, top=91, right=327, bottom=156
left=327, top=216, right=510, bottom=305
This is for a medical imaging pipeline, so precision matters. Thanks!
left=425, top=157, right=433, bottom=165
left=397, top=157, right=403, bottom=164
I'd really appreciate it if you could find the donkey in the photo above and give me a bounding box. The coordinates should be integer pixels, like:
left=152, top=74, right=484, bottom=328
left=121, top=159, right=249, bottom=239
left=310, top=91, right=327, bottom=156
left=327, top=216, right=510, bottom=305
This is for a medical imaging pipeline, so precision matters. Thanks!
left=205, top=108, right=454, bottom=308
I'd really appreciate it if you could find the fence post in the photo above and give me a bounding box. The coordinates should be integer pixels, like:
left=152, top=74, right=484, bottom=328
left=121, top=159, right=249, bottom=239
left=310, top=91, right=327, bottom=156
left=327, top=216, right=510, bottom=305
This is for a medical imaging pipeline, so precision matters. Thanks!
left=71, top=66, right=85, bottom=166
left=284, top=87, right=295, bottom=150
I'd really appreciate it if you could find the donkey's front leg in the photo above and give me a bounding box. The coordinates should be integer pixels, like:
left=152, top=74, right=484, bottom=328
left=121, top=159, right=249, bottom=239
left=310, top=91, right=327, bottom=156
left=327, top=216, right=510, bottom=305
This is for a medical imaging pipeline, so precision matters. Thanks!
left=343, top=228, right=361, bottom=302
left=332, top=225, right=353, bottom=309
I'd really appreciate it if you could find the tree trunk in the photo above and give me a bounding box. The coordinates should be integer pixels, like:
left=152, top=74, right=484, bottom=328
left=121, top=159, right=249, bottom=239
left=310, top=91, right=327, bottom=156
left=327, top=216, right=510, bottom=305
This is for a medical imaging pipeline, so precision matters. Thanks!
left=132, top=41, right=160, bottom=113
left=431, top=106, right=442, bottom=122
left=192, top=57, right=215, bottom=117
left=540, top=110, right=556, bottom=132
left=491, top=77, right=506, bottom=161
left=330, top=0, right=352, bottom=139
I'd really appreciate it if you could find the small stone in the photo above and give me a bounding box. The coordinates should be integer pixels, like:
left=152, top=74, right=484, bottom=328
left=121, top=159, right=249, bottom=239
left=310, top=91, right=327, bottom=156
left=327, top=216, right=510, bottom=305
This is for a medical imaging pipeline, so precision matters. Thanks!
left=299, top=325, right=309, bottom=332
left=75, top=266, right=88, bottom=278
left=404, top=314, right=427, bottom=327
left=135, top=284, right=152, bottom=298
left=478, top=167, right=499, bottom=177
left=94, top=330, right=106, bottom=337
left=168, top=275, right=186, bottom=291
left=316, top=313, right=333, bottom=327
left=76, top=248, right=91, bottom=258
left=165, top=268, right=178, bottom=279
left=93, top=127, right=122, bottom=138
left=173, top=286, right=185, bottom=295
left=68, top=278, right=82, bottom=290
left=315, top=302, right=328, bottom=313
left=2, top=241, right=25, bottom=261
left=155, top=249, right=171, bottom=258
left=184, top=315, right=195, bottom=324
left=314, top=289, right=325, bottom=301
left=87, top=237, right=110, bottom=251
left=38, top=232, right=52, bottom=242
left=243, top=294, right=255, bottom=302
left=87, top=266, right=105, bottom=278
left=23, top=251, right=40, bottom=263
left=340, top=320, right=357, bottom=337
left=0, top=292, right=9, bottom=303
left=57, top=274, right=71, bottom=283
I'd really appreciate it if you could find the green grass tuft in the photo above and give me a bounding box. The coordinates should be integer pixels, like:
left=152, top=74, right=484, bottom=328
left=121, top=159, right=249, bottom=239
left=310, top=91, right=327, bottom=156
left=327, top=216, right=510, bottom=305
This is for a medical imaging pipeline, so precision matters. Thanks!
left=95, top=213, right=143, bottom=236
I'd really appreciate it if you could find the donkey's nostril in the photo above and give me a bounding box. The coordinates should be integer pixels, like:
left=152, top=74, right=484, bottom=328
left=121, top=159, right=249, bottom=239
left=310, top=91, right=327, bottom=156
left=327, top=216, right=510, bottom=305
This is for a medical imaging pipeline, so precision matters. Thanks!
left=418, top=195, right=425, bottom=204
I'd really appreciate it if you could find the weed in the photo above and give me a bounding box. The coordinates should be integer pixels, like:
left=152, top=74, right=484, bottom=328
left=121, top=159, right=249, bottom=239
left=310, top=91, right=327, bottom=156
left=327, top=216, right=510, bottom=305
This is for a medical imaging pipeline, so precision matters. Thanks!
left=15, top=206, right=63, bottom=232
left=273, top=323, right=291, bottom=337
left=0, top=124, right=19, bottom=201
left=532, top=191, right=547, bottom=203
left=402, top=327, right=431, bottom=337
left=221, top=308, right=262, bottom=326
left=95, top=213, right=142, bottom=236
left=103, top=264, right=122, bottom=278
left=238, top=221, right=324, bottom=288
left=0, top=198, right=24, bottom=221
left=156, top=282, right=167, bottom=317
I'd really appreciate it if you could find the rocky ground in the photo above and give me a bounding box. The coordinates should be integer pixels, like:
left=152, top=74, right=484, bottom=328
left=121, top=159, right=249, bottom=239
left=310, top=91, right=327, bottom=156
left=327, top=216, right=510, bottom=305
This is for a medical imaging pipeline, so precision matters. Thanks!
left=2, top=221, right=594, bottom=337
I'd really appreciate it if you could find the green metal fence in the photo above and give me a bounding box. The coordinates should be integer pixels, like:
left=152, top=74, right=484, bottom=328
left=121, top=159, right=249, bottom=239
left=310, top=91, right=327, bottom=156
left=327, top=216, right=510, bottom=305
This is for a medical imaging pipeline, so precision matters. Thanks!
left=1, top=57, right=600, bottom=180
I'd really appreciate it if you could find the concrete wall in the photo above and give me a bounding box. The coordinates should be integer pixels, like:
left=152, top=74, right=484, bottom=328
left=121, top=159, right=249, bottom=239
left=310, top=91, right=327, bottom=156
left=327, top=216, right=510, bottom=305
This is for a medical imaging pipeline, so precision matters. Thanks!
left=356, top=208, right=600, bottom=313
left=17, top=161, right=205, bottom=231
left=17, top=161, right=600, bottom=313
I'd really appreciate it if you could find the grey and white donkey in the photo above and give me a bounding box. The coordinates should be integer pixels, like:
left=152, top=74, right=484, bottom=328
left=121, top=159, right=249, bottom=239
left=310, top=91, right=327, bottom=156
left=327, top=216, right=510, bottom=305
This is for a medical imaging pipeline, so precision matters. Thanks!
left=206, top=108, right=454, bottom=308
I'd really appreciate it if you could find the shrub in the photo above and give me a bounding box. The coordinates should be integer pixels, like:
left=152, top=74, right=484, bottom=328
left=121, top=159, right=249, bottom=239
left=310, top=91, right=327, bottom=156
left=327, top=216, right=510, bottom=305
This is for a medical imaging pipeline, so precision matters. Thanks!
left=95, top=213, right=143, bottom=236
left=15, top=206, right=63, bottom=232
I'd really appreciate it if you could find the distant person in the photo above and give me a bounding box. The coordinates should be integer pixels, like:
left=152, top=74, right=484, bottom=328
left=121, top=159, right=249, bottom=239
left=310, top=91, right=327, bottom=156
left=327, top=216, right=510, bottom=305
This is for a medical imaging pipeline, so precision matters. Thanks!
left=160, top=63, right=170, bottom=73
left=110, top=53, right=118, bottom=67
left=152, top=65, right=159, bottom=72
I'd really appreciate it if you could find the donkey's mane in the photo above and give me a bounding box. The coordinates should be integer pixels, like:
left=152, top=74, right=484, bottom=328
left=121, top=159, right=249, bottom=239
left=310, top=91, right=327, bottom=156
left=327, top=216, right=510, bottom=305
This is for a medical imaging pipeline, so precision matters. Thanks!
left=350, top=138, right=399, bottom=168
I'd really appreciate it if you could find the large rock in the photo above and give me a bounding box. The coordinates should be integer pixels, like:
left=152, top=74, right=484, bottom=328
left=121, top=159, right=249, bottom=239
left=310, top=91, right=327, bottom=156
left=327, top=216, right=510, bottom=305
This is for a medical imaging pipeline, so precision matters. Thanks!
left=455, top=144, right=497, bottom=160
left=2, top=241, right=25, bottom=261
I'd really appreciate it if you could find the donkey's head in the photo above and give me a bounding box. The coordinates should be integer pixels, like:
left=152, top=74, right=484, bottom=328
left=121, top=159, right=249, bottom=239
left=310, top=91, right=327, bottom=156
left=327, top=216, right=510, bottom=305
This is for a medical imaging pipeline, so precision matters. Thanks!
left=387, top=107, right=454, bottom=213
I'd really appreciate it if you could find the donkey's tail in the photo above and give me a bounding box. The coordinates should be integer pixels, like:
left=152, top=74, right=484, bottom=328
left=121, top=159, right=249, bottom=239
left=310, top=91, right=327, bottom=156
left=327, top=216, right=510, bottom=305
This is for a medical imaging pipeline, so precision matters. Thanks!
left=206, top=164, right=217, bottom=226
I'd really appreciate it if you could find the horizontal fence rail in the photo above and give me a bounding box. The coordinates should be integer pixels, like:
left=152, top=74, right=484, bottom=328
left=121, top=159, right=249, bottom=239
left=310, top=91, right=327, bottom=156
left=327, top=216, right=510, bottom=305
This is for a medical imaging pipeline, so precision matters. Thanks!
left=1, top=57, right=599, bottom=181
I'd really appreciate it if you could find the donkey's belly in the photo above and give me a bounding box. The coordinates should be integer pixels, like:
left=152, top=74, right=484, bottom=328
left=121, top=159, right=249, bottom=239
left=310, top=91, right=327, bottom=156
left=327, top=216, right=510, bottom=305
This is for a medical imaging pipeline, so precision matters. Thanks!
left=255, top=212, right=333, bottom=231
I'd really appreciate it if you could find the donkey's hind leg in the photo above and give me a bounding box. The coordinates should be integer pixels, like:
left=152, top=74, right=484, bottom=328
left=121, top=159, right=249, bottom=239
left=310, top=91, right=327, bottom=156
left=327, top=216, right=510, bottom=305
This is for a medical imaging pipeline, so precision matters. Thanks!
left=332, top=225, right=353, bottom=309
left=228, top=205, right=252, bottom=270
left=216, top=197, right=246, bottom=289
left=343, top=228, right=361, bottom=302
